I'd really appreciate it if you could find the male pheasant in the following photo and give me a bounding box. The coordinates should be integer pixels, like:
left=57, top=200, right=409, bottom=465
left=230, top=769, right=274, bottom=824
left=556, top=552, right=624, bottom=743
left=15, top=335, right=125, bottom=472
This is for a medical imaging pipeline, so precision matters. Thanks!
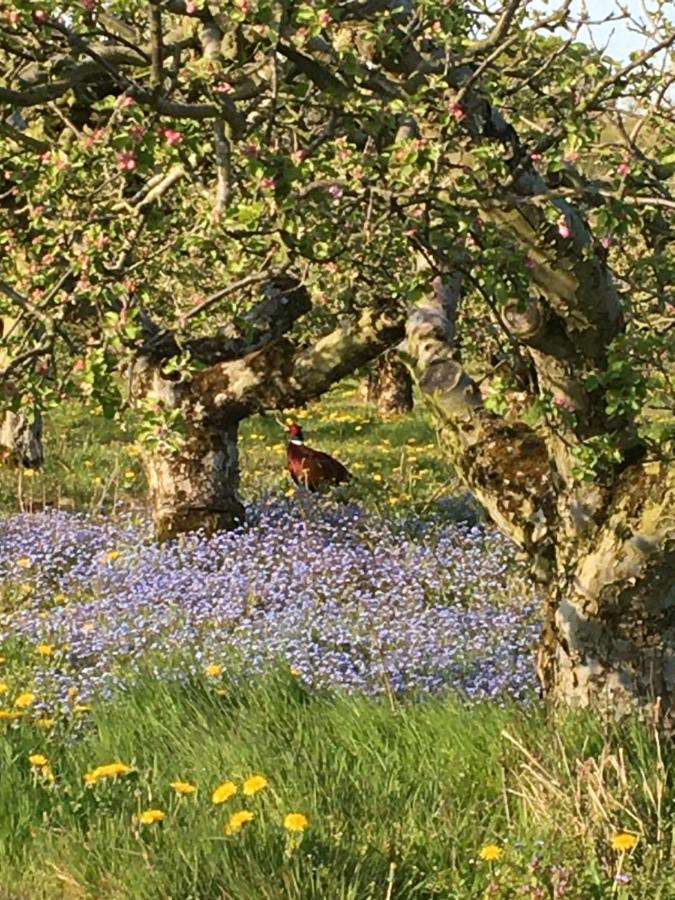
left=286, top=423, right=351, bottom=491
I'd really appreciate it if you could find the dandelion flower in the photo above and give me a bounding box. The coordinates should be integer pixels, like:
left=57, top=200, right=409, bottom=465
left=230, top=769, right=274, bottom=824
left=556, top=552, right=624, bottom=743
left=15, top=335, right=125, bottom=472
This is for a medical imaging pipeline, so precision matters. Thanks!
left=14, top=692, right=36, bottom=708
left=136, top=809, right=165, bottom=825
left=0, top=710, right=22, bottom=720
left=0, top=682, right=8, bottom=695
left=170, top=780, right=197, bottom=795
left=29, top=753, right=48, bottom=767
left=36, top=718, right=55, bottom=729
left=84, top=761, right=131, bottom=783
left=212, top=780, right=237, bottom=804
left=224, top=810, right=255, bottom=834
left=479, top=844, right=502, bottom=861
left=243, top=774, right=268, bottom=796
left=611, top=833, right=638, bottom=851
left=100, top=550, right=120, bottom=564
left=283, top=813, right=309, bottom=832
left=17, top=557, right=31, bottom=569
left=205, top=663, right=223, bottom=677
left=36, top=643, right=54, bottom=657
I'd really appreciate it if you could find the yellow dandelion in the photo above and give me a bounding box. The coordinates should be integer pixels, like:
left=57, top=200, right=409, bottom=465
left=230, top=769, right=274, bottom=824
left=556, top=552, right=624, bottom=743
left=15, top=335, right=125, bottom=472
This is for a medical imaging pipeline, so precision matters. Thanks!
left=205, top=663, right=223, bottom=677
left=99, top=550, right=120, bottom=565
left=0, top=682, right=8, bottom=695
left=242, top=774, right=268, bottom=796
left=36, top=643, right=54, bottom=657
left=54, top=593, right=67, bottom=604
left=372, top=474, right=383, bottom=482
left=67, top=686, right=79, bottom=698
left=136, top=809, right=165, bottom=825
left=611, top=833, right=638, bottom=851
left=0, top=710, right=22, bottom=720
left=170, top=780, right=197, bottom=795
left=41, top=765, right=55, bottom=782
left=24, top=469, right=36, bottom=478
left=36, top=718, right=55, bottom=729
left=74, top=704, right=90, bottom=713
left=28, top=753, right=48, bottom=767
left=84, top=761, right=131, bottom=783
left=14, top=692, right=36, bottom=708
left=211, top=780, right=237, bottom=804
left=283, top=812, right=309, bottom=832
left=289, top=666, right=301, bottom=677
left=224, top=810, right=255, bottom=835
left=479, top=844, right=502, bottom=861
left=124, top=470, right=135, bottom=480
left=17, top=557, right=31, bottom=569
left=0, top=656, right=5, bottom=664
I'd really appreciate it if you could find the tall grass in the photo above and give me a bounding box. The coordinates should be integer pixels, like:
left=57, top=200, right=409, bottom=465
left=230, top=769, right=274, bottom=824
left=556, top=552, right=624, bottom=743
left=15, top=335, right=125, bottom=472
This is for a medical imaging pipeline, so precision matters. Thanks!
left=0, top=670, right=672, bottom=899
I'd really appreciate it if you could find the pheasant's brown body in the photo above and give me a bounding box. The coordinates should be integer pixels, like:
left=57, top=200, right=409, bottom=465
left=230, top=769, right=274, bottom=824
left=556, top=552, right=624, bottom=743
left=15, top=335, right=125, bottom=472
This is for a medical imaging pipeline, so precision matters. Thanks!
left=286, top=425, right=351, bottom=492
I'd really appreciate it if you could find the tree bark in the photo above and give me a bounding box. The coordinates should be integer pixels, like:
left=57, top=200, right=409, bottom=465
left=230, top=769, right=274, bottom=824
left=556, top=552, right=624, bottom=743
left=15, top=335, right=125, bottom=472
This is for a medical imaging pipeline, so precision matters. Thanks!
left=0, top=408, right=43, bottom=469
left=367, top=351, right=413, bottom=417
left=138, top=364, right=245, bottom=542
left=539, top=462, right=675, bottom=729
left=135, top=301, right=404, bottom=539
left=404, top=277, right=675, bottom=728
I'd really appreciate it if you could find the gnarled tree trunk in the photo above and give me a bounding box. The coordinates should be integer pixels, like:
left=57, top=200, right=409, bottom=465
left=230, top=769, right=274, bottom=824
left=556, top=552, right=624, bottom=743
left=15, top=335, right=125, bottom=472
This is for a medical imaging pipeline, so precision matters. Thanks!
left=136, top=363, right=245, bottom=541
left=405, top=277, right=674, bottom=727
left=541, top=463, right=675, bottom=724
left=367, top=351, right=413, bottom=417
left=0, top=408, right=43, bottom=469
left=134, top=280, right=403, bottom=539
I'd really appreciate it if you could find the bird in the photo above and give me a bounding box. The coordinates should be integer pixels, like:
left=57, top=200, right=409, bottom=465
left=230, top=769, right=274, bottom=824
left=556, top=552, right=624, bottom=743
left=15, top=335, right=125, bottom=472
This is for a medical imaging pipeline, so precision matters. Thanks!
left=286, top=423, right=352, bottom=492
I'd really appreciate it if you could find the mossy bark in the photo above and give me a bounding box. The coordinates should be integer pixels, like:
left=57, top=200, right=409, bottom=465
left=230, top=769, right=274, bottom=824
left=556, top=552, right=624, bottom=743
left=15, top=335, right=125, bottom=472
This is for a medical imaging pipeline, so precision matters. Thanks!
left=367, top=351, right=413, bottom=417
left=405, top=281, right=675, bottom=727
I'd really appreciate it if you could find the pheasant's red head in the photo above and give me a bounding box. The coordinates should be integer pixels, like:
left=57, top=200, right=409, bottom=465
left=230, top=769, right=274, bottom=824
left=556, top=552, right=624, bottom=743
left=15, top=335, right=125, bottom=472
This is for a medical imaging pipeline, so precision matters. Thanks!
left=288, top=422, right=304, bottom=440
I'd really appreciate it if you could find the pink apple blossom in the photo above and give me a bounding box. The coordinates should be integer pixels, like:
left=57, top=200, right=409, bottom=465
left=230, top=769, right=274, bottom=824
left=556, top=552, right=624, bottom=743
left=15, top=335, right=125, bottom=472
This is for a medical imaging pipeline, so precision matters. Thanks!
left=164, top=128, right=183, bottom=146
left=116, top=150, right=137, bottom=171
left=557, top=218, right=571, bottom=239
left=449, top=100, right=465, bottom=121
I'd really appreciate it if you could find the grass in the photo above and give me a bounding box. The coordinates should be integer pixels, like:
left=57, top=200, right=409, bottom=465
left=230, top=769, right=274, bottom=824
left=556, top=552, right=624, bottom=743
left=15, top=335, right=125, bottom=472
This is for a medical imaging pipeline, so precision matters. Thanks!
left=0, top=383, right=673, bottom=898
left=0, top=670, right=672, bottom=899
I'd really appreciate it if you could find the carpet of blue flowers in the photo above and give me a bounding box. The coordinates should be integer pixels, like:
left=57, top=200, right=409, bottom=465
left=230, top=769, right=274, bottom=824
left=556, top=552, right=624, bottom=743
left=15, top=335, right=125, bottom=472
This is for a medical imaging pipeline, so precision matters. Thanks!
left=1, top=495, right=540, bottom=717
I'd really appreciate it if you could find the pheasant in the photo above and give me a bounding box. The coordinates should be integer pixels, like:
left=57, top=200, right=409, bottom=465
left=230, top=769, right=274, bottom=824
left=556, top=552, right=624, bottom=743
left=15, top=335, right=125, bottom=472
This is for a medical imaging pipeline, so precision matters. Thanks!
left=286, top=423, right=352, bottom=492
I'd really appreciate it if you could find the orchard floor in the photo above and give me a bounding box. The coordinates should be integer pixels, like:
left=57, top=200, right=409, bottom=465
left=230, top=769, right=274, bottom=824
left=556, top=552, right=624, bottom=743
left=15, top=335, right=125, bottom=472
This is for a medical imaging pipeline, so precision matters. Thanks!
left=0, top=384, right=672, bottom=899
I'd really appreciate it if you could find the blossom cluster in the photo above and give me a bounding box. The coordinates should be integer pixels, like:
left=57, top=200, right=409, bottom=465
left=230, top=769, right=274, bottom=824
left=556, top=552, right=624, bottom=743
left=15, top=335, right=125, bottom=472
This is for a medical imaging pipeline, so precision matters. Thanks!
left=0, top=497, right=540, bottom=712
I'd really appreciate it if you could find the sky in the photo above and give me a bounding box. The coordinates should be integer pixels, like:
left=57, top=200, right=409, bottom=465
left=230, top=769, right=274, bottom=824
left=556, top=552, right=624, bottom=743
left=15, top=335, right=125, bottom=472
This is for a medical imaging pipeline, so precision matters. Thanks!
left=563, top=0, right=674, bottom=62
